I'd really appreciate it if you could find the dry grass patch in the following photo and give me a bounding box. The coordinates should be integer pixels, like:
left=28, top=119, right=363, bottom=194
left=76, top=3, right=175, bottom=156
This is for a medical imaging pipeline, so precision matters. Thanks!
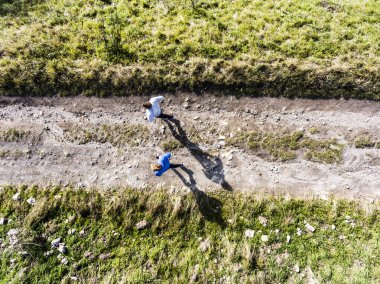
left=63, top=123, right=149, bottom=147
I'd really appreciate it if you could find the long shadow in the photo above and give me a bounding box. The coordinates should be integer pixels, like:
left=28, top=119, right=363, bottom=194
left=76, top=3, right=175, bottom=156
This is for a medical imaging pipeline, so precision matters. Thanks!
left=172, top=167, right=225, bottom=227
left=164, top=118, right=233, bottom=191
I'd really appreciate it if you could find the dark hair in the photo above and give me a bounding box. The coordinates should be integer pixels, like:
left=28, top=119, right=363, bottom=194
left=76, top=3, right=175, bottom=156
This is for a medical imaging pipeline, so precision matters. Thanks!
left=143, top=102, right=152, bottom=109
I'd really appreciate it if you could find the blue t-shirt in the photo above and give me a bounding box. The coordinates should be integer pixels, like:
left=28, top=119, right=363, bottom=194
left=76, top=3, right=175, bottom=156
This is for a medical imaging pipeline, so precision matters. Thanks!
left=154, top=153, right=171, bottom=176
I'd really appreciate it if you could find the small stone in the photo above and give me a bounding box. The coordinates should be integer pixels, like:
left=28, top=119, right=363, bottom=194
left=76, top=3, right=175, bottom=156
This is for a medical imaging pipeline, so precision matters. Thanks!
left=286, top=235, right=291, bottom=243
left=233, top=263, right=243, bottom=272
left=244, top=229, right=255, bottom=238
left=84, top=252, right=94, bottom=259
left=58, top=243, right=68, bottom=254
left=193, top=116, right=200, bottom=120
left=339, top=235, right=347, bottom=240
left=44, top=250, right=54, bottom=257
left=7, top=228, right=19, bottom=236
left=67, top=215, right=75, bottom=223
left=99, top=253, right=111, bottom=260
left=199, top=239, right=210, bottom=252
left=51, top=237, right=62, bottom=248
left=365, top=198, right=375, bottom=204
left=261, top=235, right=269, bottom=242
left=70, top=277, right=78, bottom=281
left=331, top=224, right=336, bottom=230
left=135, top=220, right=149, bottom=230
left=0, top=217, right=8, bottom=225
left=305, top=223, right=315, bottom=233
left=190, top=271, right=198, bottom=283
left=20, top=251, right=30, bottom=256
left=258, top=216, right=268, bottom=226
left=26, top=197, right=36, bottom=205
left=8, top=228, right=19, bottom=245
left=61, top=257, right=69, bottom=265
left=296, top=228, right=302, bottom=236
left=12, top=193, right=21, bottom=201
left=294, top=264, right=300, bottom=273
left=7, top=229, right=20, bottom=237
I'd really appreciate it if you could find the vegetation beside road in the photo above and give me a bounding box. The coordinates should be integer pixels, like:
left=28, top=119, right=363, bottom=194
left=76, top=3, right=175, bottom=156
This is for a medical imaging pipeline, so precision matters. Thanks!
left=0, top=185, right=379, bottom=283
left=0, top=0, right=379, bottom=98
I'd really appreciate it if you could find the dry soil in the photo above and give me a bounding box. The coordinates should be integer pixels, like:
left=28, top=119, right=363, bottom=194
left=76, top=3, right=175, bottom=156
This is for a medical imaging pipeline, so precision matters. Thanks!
left=0, top=94, right=379, bottom=201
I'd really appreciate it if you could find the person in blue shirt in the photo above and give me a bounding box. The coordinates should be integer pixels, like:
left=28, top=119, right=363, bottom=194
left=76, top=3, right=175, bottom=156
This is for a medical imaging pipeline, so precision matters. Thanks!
left=151, top=152, right=183, bottom=176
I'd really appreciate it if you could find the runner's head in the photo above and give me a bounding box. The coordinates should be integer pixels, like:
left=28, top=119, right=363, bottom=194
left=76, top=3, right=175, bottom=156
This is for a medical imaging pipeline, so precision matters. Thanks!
left=151, top=164, right=162, bottom=171
left=143, top=102, right=152, bottom=109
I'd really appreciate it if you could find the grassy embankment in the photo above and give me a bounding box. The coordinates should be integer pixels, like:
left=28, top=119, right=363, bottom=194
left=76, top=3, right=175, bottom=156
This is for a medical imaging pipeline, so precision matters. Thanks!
left=0, top=185, right=380, bottom=283
left=0, top=0, right=379, bottom=98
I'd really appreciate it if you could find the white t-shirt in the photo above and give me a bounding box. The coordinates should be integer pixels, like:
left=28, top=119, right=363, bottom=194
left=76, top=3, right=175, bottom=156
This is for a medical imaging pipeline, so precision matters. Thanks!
left=146, top=96, right=164, bottom=122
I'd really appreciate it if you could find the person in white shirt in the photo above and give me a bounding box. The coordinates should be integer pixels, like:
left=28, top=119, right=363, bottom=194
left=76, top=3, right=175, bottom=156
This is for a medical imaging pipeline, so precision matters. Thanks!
left=143, top=96, right=174, bottom=122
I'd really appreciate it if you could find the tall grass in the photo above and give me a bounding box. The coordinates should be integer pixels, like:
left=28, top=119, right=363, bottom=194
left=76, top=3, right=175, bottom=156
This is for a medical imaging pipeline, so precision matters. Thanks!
left=0, top=0, right=379, bottom=97
left=0, top=185, right=379, bottom=282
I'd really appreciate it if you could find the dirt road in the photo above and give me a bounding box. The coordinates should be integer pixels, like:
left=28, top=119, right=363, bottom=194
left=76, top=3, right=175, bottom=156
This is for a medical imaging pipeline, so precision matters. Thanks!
left=0, top=95, right=379, bottom=201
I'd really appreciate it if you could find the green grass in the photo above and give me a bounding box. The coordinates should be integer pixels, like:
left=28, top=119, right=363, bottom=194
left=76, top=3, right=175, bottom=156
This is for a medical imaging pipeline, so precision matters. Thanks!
left=63, top=123, right=149, bottom=147
left=0, top=149, right=23, bottom=159
left=226, top=130, right=344, bottom=163
left=161, top=139, right=183, bottom=152
left=0, top=0, right=379, bottom=97
left=354, top=135, right=377, bottom=149
left=0, top=185, right=379, bottom=283
left=0, top=128, right=30, bottom=142
left=308, top=127, right=320, bottom=135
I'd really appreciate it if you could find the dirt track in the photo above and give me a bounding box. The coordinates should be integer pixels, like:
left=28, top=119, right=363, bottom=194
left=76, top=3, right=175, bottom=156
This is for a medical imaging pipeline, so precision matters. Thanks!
left=0, top=95, right=379, bottom=201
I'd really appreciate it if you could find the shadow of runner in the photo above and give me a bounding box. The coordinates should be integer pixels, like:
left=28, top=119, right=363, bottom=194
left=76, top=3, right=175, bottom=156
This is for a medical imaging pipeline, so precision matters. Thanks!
left=172, top=167, right=226, bottom=227
left=164, top=118, right=233, bottom=191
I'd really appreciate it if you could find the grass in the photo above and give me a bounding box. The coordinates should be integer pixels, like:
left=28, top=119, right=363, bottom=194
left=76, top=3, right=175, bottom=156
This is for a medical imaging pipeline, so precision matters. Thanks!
left=0, top=149, right=23, bottom=159
left=308, top=127, right=320, bottom=135
left=0, top=185, right=379, bottom=283
left=226, top=130, right=344, bottom=163
left=161, top=139, right=183, bottom=152
left=63, top=123, right=149, bottom=147
left=301, top=137, right=344, bottom=163
left=354, top=135, right=377, bottom=149
left=0, top=128, right=30, bottom=142
left=0, top=0, right=379, bottom=97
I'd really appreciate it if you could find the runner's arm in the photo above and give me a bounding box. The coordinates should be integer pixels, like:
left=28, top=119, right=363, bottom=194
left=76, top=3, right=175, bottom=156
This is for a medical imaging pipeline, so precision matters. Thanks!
left=150, top=96, right=164, bottom=104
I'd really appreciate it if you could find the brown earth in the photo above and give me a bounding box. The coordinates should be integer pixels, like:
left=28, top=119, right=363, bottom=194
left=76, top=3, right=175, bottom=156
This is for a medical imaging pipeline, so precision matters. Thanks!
left=0, top=94, right=379, bottom=201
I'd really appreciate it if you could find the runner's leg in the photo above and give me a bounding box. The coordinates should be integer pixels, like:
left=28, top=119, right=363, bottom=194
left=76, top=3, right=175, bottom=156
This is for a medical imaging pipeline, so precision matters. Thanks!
left=170, top=163, right=183, bottom=169
left=157, top=110, right=174, bottom=119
